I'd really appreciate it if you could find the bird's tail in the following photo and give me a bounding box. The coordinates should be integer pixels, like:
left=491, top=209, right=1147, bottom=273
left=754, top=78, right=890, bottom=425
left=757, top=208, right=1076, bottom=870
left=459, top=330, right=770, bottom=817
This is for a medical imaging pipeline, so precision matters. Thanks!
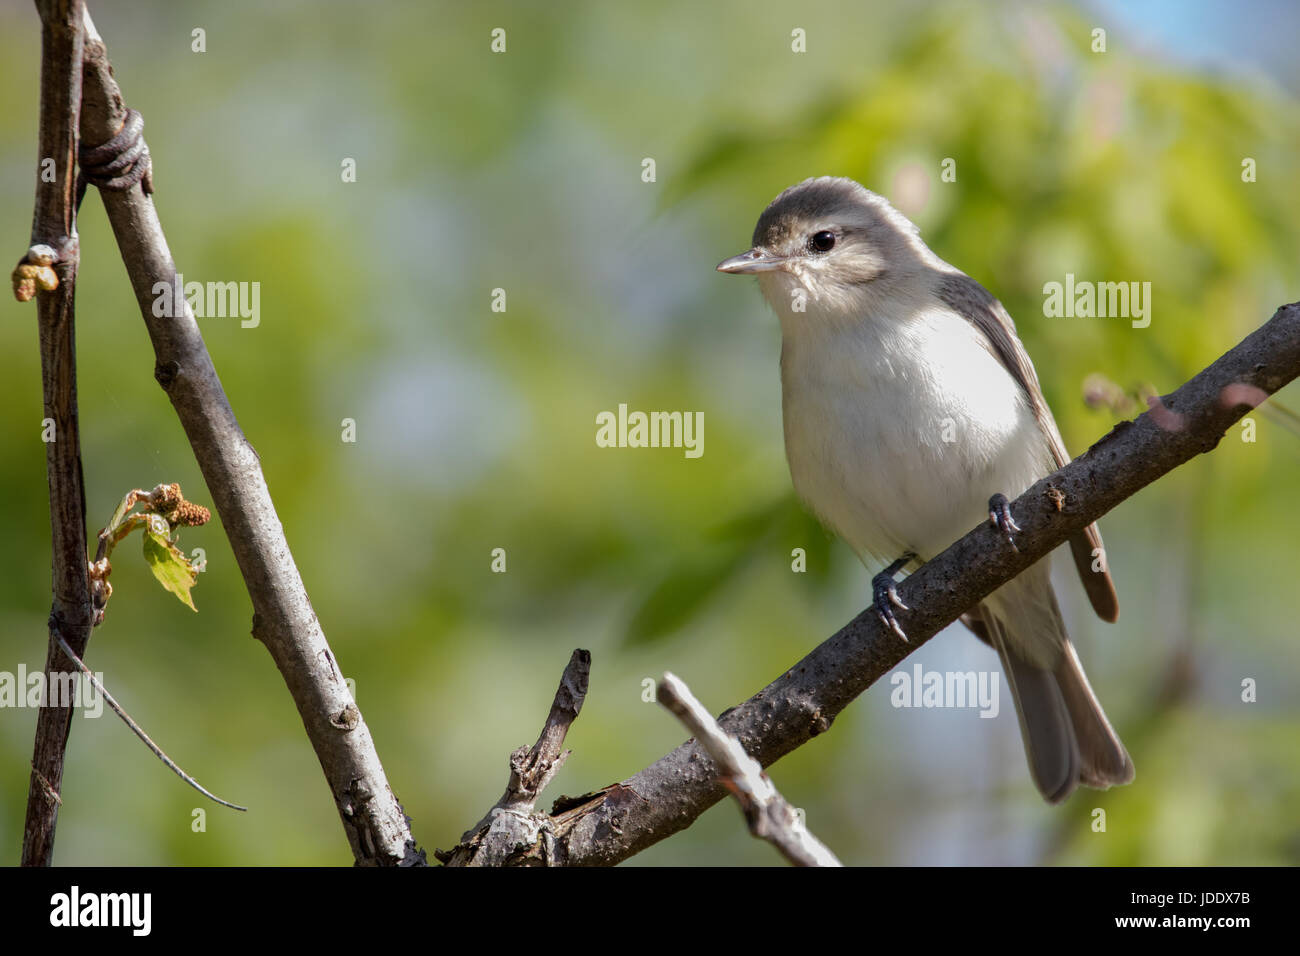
left=978, top=564, right=1134, bottom=804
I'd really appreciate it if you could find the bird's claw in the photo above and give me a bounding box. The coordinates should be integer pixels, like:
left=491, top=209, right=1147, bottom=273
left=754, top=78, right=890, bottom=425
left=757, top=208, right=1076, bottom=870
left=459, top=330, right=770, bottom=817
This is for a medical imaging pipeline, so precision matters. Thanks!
left=871, top=570, right=910, bottom=642
left=988, top=492, right=1021, bottom=552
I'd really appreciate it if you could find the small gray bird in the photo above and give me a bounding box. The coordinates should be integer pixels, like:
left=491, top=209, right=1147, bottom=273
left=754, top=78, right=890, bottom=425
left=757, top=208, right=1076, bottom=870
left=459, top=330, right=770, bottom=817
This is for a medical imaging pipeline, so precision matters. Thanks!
left=717, top=176, right=1134, bottom=803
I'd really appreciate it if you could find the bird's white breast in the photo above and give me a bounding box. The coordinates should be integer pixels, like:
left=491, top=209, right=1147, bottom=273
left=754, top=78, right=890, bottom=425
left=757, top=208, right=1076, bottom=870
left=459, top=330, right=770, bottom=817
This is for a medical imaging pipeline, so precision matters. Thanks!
left=780, top=300, right=1051, bottom=569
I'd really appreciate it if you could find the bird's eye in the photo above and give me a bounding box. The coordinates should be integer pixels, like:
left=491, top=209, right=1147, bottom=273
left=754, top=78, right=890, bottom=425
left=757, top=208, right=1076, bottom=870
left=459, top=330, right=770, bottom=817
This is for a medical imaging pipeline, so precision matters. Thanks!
left=809, top=231, right=836, bottom=253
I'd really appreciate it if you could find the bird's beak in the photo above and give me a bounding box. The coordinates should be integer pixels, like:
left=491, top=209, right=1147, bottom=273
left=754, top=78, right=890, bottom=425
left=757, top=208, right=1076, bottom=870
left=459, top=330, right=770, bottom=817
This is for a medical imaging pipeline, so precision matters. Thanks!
left=716, top=248, right=787, bottom=275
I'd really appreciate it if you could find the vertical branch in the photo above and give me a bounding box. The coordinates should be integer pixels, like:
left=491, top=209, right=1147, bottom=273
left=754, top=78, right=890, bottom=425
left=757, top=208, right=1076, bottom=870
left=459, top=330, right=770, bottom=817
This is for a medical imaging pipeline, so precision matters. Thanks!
left=74, top=11, right=420, bottom=865
left=21, top=0, right=89, bottom=867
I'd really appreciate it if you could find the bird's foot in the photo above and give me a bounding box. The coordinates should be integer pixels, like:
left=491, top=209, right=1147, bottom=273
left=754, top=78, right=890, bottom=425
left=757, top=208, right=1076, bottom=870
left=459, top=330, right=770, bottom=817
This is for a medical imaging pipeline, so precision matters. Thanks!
left=988, top=492, right=1021, bottom=552
left=871, top=552, right=915, bottom=642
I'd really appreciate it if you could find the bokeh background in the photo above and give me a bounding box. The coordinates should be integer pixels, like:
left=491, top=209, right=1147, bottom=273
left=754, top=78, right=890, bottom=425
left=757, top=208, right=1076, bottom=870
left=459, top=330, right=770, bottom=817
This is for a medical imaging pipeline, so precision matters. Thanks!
left=1, top=0, right=1298, bottom=866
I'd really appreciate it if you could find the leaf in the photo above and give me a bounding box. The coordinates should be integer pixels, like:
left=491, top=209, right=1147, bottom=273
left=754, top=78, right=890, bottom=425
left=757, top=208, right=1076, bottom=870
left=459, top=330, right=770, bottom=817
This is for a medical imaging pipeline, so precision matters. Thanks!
left=142, top=516, right=199, bottom=611
left=106, top=490, right=135, bottom=536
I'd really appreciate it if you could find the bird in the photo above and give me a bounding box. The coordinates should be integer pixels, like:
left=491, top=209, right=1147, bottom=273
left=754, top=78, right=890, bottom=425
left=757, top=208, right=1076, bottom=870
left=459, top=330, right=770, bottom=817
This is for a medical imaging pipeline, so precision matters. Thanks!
left=717, top=176, right=1134, bottom=803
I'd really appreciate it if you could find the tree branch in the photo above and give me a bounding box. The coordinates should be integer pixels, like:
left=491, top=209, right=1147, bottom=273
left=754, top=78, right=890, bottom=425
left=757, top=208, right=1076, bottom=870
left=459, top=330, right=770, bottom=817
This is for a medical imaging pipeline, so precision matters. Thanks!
left=501, top=301, right=1299, bottom=866
left=72, top=9, right=419, bottom=865
left=656, top=672, right=841, bottom=866
left=20, top=0, right=90, bottom=868
left=439, top=650, right=590, bottom=866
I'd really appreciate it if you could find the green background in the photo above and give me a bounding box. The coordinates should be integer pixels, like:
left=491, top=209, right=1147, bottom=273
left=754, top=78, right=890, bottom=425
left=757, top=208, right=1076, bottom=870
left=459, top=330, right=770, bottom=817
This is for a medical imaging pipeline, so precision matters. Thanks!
left=1, top=0, right=1297, bottom=865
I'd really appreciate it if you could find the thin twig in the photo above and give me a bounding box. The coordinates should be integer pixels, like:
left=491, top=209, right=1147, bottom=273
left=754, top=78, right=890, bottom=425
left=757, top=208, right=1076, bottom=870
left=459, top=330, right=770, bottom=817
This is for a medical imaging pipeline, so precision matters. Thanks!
left=657, top=672, right=841, bottom=866
left=498, top=648, right=590, bottom=812
left=52, top=632, right=247, bottom=811
left=20, top=0, right=90, bottom=868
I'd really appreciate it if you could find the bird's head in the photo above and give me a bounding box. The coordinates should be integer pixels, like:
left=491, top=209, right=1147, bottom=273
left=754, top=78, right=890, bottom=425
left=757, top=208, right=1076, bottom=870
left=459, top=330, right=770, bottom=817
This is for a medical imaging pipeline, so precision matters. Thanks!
left=717, top=176, right=933, bottom=327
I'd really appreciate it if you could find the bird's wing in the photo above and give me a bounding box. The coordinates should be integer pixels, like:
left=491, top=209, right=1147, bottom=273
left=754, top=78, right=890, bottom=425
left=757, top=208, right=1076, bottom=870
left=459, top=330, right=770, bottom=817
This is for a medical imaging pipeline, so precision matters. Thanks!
left=934, top=272, right=1119, bottom=623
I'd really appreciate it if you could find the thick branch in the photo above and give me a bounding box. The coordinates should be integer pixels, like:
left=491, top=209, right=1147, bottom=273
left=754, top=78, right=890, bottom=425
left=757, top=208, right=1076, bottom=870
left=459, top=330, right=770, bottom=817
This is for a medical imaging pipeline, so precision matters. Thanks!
left=21, top=0, right=90, bottom=868
left=74, top=11, right=418, bottom=865
left=545, top=302, right=1300, bottom=866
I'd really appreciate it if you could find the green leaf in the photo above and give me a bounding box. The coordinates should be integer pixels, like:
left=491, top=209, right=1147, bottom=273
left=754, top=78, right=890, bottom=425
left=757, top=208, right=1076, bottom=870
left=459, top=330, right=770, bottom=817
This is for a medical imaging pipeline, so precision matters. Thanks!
left=142, top=516, right=199, bottom=611
left=106, top=491, right=135, bottom=536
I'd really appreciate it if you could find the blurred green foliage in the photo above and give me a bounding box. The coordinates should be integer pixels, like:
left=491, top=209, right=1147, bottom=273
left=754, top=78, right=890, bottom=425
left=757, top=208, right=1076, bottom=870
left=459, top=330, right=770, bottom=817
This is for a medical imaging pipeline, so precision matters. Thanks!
left=0, top=0, right=1297, bottom=866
